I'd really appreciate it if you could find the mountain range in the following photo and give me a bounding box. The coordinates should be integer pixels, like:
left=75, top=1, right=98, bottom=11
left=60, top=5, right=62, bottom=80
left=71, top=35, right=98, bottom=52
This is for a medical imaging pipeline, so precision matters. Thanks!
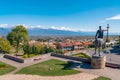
left=0, top=27, right=116, bottom=37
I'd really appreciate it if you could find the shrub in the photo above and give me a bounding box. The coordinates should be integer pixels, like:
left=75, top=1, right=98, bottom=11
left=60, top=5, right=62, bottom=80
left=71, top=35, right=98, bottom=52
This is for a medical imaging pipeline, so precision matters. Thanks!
left=29, top=54, right=36, bottom=57
left=23, top=54, right=29, bottom=58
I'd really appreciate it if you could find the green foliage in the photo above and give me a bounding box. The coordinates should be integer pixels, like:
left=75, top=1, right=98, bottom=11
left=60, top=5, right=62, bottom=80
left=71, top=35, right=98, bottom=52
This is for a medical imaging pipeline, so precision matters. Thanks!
left=0, top=37, right=11, bottom=53
left=93, top=76, right=111, bottom=80
left=16, top=59, right=80, bottom=76
left=29, top=54, right=36, bottom=57
left=53, top=49, right=63, bottom=54
left=23, top=43, right=58, bottom=58
left=32, top=45, right=39, bottom=54
left=7, top=25, right=29, bottom=53
left=88, top=44, right=95, bottom=48
left=23, top=54, right=36, bottom=58
left=23, top=43, right=32, bottom=57
left=23, top=54, right=29, bottom=58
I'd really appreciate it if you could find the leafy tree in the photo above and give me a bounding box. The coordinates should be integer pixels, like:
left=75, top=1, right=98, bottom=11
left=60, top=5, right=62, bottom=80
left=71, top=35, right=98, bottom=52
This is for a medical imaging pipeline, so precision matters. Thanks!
left=46, top=47, right=54, bottom=53
left=23, top=43, right=32, bottom=57
left=53, top=49, right=63, bottom=54
left=88, top=44, right=95, bottom=48
left=7, top=25, right=29, bottom=53
left=32, top=45, right=39, bottom=54
left=0, top=37, right=11, bottom=53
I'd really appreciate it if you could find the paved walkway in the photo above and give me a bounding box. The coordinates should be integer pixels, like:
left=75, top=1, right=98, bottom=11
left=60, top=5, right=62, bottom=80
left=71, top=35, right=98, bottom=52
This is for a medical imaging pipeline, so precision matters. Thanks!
left=0, top=53, right=52, bottom=74
left=52, top=57, right=120, bottom=80
left=0, top=73, right=98, bottom=80
left=0, top=54, right=98, bottom=80
left=1, top=54, right=120, bottom=80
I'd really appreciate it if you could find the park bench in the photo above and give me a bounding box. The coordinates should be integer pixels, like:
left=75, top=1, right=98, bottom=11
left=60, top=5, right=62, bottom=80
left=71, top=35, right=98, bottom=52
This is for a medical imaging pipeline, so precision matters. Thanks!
left=33, top=58, right=41, bottom=61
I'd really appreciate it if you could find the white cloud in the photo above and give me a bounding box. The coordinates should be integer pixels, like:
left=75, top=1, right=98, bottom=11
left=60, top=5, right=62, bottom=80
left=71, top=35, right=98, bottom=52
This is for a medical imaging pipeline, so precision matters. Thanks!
left=0, top=24, right=11, bottom=28
left=51, top=26, right=78, bottom=32
left=51, top=26, right=95, bottom=32
left=105, top=14, right=120, bottom=20
left=79, top=29, right=95, bottom=32
left=17, top=24, right=45, bottom=29
left=0, top=24, right=96, bottom=32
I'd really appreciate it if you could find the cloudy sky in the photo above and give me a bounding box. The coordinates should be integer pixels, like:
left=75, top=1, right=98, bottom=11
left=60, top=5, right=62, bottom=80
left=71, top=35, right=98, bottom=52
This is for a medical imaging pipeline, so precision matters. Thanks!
left=0, top=0, right=120, bottom=33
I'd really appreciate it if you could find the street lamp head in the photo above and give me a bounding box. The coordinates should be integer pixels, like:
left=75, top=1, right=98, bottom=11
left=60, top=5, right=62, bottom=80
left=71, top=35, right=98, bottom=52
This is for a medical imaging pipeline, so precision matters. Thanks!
left=107, top=24, right=110, bottom=29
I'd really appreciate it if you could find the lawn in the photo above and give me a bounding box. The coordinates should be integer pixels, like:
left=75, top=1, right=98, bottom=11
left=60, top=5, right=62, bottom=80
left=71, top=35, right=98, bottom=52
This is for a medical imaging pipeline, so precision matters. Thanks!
left=72, top=53, right=91, bottom=59
left=93, top=76, right=111, bottom=80
left=0, top=62, right=16, bottom=75
left=16, top=59, right=80, bottom=76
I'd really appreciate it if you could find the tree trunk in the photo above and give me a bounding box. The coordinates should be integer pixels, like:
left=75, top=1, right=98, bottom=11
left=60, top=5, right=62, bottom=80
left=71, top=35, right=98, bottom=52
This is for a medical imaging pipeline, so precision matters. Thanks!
left=16, top=43, right=19, bottom=56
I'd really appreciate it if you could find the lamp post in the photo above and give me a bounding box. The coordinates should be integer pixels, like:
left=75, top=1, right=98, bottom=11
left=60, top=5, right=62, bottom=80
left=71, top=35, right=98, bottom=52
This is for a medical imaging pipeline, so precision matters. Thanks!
left=106, top=24, right=110, bottom=42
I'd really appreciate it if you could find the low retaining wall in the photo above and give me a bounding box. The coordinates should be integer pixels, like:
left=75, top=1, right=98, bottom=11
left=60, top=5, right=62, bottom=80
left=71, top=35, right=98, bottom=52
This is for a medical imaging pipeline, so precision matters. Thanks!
left=106, top=62, right=120, bottom=69
left=4, top=55, right=24, bottom=63
left=51, top=53, right=91, bottom=63
left=51, top=53, right=120, bottom=69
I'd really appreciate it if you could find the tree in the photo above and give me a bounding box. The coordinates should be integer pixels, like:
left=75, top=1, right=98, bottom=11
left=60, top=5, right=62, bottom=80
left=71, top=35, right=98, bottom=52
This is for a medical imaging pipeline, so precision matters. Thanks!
left=0, top=37, right=11, bottom=53
left=23, top=43, right=32, bottom=57
left=7, top=25, right=29, bottom=53
left=32, top=45, right=39, bottom=54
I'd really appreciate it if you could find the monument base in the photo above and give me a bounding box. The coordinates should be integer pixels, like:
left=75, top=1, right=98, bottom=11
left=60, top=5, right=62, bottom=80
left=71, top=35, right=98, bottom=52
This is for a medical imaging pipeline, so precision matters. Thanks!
left=91, top=54, right=106, bottom=69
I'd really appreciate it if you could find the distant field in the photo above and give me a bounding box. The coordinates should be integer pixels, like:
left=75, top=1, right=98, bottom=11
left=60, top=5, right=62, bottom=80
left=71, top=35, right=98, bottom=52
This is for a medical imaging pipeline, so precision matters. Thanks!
left=16, top=59, right=80, bottom=76
left=0, top=62, right=16, bottom=75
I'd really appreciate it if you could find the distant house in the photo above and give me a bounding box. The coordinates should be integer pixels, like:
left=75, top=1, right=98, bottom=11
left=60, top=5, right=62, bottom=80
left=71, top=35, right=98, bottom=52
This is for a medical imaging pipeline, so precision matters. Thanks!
left=29, top=40, right=38, bottom=45
left=82, top=41, right=93, bottom=48
left=56, top=42, right=74, bottom=52
left=56, top=41, right=84, bottom=52
left=73, top=42, right=84, bottom=50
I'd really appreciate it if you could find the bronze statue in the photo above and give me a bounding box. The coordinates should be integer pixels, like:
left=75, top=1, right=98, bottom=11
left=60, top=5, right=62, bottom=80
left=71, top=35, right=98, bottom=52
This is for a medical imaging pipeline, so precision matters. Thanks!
left=95, top=26, right=108, bottom=56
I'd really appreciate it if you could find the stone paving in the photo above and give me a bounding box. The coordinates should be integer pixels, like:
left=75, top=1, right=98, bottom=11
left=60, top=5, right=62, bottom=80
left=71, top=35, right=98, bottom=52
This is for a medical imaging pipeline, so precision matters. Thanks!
left=0, top=54, right=120, bottom=80
left=52, top=57, right=120, bottom=80
left=0, top=73, right=98, bottom=80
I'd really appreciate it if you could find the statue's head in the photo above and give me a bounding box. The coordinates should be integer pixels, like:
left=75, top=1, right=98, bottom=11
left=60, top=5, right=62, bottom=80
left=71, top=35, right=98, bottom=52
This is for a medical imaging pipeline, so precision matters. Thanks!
left=99, top=26, right=102, bottom=30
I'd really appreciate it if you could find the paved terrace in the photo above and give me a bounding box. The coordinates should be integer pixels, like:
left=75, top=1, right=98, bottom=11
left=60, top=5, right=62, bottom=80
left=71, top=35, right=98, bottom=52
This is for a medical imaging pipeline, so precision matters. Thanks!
left=0, top=53, right=120, bottom=80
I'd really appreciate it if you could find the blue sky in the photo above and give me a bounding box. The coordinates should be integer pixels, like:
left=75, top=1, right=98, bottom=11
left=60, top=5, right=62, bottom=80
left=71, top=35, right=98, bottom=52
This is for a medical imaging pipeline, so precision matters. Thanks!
left=0, top=0, right=120, bottom=33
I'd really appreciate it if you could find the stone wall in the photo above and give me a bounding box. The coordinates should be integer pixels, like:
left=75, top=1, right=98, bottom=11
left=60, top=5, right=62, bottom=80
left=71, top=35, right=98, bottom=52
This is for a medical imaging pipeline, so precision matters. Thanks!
left=4, top=55, right=24, bottom=63
left=51, top=53, right=91, bottom=63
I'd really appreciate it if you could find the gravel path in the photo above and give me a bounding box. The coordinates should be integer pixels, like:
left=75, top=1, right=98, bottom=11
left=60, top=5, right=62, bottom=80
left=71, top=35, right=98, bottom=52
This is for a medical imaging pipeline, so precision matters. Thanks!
left=0, top=73, right=98, bottom=80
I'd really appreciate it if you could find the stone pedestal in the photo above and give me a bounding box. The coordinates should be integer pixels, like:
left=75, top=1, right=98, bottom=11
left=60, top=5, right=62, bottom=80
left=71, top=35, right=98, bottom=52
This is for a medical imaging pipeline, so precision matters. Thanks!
left=91, top=54, right=106, bottom=69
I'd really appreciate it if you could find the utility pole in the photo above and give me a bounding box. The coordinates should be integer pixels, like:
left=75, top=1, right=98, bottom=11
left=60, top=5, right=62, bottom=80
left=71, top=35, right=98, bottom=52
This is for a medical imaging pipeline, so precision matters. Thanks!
left=106, top=24, right=110, bottom=42
left=119, top=36, right=120, bottom=44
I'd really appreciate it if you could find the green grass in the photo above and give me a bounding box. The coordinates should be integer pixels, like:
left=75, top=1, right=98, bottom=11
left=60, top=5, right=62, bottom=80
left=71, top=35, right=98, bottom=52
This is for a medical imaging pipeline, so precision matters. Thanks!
left=0, top=62, right=16, bottom=75
left=72, top=53, right=91, bottom=59
left=93, top=76, right=111, bottom=80
left=16, top=59, right=80, bottom=76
